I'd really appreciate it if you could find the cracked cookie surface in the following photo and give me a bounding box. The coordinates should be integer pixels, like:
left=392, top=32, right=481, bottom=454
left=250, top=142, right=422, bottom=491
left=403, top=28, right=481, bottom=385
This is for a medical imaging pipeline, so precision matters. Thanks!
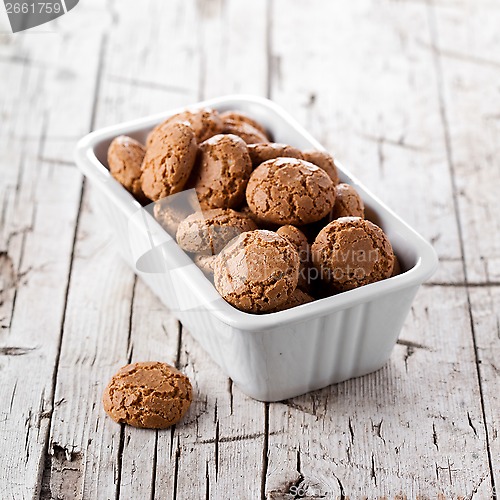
left=220, top=111, right=269, bottom=138
left=302, top=150, right=340, bottom=185
left=148, top=107, right=223, bottom=145
left=102, top=361, right=192, bottom=429
left=189, top=134, right=252, bottom=209
left=141, top=122, right=198, bottom=201
left=247, top=143, right=303, bottom=168
left=246, top=158, right=335, bottom=225
left=330, top=183, right=365, bottom=220
left=107, top=136, right=148, bottom=203
left=311, top=217, right=394, bottom=291
left=214, top=230, right=299, bottom=313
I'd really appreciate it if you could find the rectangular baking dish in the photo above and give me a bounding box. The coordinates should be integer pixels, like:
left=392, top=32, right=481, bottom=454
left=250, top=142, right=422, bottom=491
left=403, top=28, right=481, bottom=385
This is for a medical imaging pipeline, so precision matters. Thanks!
left=75, top=95, right=438, bottom=402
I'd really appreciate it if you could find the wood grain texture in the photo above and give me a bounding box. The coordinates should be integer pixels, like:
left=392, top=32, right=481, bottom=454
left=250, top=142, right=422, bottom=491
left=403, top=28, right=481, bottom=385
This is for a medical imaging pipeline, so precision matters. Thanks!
left=0, top=5, right=103, bottom=495
left=265, top=285, right=494, bottom=498
left=428, top=0, right=500, bottom=285
left=270, top=0, right=464, bottom=285
left=469, top=287, right=500, bottom=494
left=0, top=0, right=498, bottom=498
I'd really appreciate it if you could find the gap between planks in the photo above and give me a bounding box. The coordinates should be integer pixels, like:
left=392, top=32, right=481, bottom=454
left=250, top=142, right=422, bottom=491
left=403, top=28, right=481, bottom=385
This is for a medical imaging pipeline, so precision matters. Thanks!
left=427, top=0, right=497, bottom=496
left=40, top=33, right=108, bottom=498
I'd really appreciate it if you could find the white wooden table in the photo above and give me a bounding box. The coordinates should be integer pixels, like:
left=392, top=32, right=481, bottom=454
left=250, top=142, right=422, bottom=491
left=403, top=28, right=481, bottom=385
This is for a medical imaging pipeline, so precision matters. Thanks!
left=1, top=0, right=499, bottom=498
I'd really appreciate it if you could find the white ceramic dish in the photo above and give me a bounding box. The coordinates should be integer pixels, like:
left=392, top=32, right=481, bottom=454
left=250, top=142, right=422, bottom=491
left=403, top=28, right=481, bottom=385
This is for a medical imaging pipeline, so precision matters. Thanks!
left=75, top=95, right=438, bottom=402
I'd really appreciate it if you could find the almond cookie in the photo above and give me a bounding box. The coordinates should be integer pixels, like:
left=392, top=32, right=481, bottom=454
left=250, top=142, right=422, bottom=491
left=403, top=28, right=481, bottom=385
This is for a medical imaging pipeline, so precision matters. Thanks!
left=276, top=225, right=311, bottom=291
left=222, top=116, right=269, bottom=144
left=302, top=150, right=340, bottom=185
left=247, top=143, right=303, bottom=168
left=148, top=107, right=223, bottom=146
left=107, top=136, right=148, bottom=203
left=214, top=230, right=300, bottom=313
left=176, top=208, right=257, bottom=255
left=220, top=111, right=269, bottom=137
left=246, top=158, right=336, bottom=226
left=189, top=134, right=252, bottom=209
left=141, top=122, right=198, bottom=201
left=330, top=183, right=365, bottom=220
left=270, top=288, right=314, bottom=312
left=311, top=217, right=395, bottom=292
left=102, top=361, right=192, bottom=429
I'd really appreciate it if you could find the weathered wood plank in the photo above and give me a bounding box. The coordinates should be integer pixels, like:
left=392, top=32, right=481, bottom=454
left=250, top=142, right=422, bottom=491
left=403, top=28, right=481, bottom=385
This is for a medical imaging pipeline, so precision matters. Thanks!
left=0, top=11, right=104, bottom=496
left=469, top=287, right=500, bottom=494
left=266, top=285, right=493, bottom=498
left=265, top=0, right=495, bottom=497
left=427, top=1, right=500, bottom=284
left=43, top=190, right=136, bottom=500
left=429, top=0, right=500, bottom=493
left=199, top=0, right=269, bottom=98
left=270, top=0, right=464, bottom=285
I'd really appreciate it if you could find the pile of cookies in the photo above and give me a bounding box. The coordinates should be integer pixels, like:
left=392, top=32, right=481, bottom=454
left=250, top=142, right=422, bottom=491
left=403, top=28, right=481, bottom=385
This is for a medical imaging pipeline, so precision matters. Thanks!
left=107, top=107, right=397, bottom=314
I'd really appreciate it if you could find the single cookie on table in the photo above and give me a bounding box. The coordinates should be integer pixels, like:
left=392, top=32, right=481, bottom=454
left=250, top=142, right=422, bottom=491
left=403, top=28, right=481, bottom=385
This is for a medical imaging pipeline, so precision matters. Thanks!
left=270, top=288, right=315, bottom=312
left=176, top=208, right=257, bottom=255
left=220, top=111, right=269, bottom=138
left=214, top=230, right=300, bottom=313
left=311, top=217, right=395, bottom=292
left=148, top=107, right=223, bottom=146
left=247, top=143, right=303, bottom=168
left=246, top=158, right=336, bottom=226
left=102, top=361, right=192, bottom=429
left=189, top=134, right=252, bottom=209
left=276, top=225, right=311, bottom=291
left=194, top=253, right=218, bottom=277
left=302, top=150, right=340, bottom=185
left=222, top=116, right=269, bottom=145
left=330, top=183, right=365, bottom=220
left=141, top=122, right=198, bottom=201
left=107, top=136, right=148, bottom=203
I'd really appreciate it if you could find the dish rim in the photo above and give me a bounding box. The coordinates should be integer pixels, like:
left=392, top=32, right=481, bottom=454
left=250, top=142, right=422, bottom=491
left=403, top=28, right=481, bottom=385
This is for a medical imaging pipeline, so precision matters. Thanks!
left=74, top=94, right=438, bottom=331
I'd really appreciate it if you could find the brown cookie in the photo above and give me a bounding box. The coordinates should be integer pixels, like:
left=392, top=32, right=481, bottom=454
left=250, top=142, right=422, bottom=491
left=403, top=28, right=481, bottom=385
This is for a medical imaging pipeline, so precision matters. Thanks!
left=194, top=254, right=218, bottom=277
left=311, top=217, right=395, bottom=292
left=270, top=288, right=315, bottom=312
left=189, top=134, right=252, bottom=209
left=214, top=230, right=300, bottom=313
left=246, top=158, right=336, bottom=225
left=141, top=122, right=198, bottom=201
left=276, top=225, right=311, bottom=291
left=148, top=107, right=223, bottom=146
left=220, top=111, right=269, bottom=137
left=176, top=208, right=257, bottom=255
left=302, top=150, right=340, bottom=185
left=391, top=255, right=402, bottom=277
left=107, top=136, right=148, bottom=202
left=247, top=143, right=303, bottom=168
left=222, top=118, right=269, bottom=144
left=102, top=361, right=192, bottom=429
left=330, top=183, right=365, bottom=220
